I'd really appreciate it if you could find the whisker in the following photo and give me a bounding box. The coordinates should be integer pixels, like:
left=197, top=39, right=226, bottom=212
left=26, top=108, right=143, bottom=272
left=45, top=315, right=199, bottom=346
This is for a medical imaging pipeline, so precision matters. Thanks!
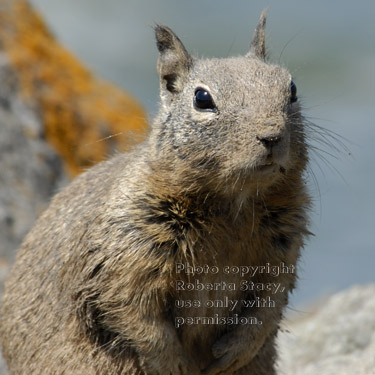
left=278, top=28, right=304, bottom=64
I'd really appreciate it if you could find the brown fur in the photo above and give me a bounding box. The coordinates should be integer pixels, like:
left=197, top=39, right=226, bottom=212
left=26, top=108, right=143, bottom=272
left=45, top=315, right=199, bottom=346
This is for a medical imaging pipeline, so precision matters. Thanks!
left=0, top=11, right=311, bottom=375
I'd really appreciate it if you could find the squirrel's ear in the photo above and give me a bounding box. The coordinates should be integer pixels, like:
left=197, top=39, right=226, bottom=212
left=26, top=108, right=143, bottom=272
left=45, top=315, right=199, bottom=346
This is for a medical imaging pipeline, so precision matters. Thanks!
left=247, top=9, right=267, bottom=60
left=155, top=25, right=193, bottom=97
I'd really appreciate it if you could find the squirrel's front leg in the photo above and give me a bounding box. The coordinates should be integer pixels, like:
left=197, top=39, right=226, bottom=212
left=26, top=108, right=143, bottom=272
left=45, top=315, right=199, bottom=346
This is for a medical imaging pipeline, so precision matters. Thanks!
left=134, top=318, right=200, bottom=375
left=81, top=256, right=201, bottom=375
left=202, top=289, right=286, bottom=375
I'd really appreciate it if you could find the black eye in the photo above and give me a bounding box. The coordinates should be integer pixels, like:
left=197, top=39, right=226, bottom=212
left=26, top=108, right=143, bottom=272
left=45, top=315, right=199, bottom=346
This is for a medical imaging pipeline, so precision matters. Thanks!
left=290, top=81, right=298, bottom=103
left=193, top=88, right=216, bottom=111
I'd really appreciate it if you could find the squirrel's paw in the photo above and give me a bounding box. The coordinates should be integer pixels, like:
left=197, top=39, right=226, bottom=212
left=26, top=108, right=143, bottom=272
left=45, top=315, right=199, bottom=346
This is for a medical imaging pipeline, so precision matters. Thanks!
left=202, top=331, right=257, bottom=375
left=172, top=357, right=201, bottom=375
left=142, top=352, right=201, bottom=375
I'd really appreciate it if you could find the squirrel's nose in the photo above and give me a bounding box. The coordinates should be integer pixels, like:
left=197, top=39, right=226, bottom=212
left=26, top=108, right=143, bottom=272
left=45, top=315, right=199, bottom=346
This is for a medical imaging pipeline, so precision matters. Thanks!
left=256, top=135, right=281, bottom=148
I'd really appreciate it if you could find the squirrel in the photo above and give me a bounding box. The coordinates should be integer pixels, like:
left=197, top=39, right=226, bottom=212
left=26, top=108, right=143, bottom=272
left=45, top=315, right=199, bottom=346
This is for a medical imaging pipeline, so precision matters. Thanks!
left=0, top=10, right=311, bottom=375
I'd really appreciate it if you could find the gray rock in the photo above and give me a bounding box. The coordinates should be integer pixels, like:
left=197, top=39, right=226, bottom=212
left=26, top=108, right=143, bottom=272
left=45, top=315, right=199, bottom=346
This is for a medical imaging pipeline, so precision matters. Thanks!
left=277, top=284, right=375, bottom=375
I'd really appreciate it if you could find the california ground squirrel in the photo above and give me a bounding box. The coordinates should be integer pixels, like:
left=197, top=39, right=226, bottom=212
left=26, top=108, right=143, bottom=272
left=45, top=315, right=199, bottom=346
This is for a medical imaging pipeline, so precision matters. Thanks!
left=0, top=11, right=311, bottom=375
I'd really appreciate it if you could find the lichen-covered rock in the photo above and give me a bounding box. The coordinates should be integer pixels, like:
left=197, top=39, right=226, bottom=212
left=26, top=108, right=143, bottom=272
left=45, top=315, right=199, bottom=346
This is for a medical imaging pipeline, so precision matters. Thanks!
left=0, top=0, right=148, bottom=176
left=277, top=284, right=375, bottom=375
left=0, top=0, right=149, bottom=265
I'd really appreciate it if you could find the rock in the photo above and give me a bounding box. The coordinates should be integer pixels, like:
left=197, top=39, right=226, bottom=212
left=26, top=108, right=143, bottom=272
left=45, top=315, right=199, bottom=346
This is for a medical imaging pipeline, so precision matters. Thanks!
left=0, top=0, right=150, bottom=282
left=277, top=284, right=375, bottom=375
left=0, top=351, right=6, bottom=375
left=0, top=0, right=148, bottom=176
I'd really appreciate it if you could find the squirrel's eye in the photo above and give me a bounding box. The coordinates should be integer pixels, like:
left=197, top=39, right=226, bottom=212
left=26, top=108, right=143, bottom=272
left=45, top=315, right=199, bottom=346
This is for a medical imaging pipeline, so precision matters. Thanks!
left=290, top=81, right=298, bottom=103
left=194, top=88, right=216, bottom=111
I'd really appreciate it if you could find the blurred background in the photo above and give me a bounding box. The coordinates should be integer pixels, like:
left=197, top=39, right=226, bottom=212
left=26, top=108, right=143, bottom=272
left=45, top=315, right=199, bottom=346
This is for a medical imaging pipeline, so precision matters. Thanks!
left=28, top=0, right=374, bottom=308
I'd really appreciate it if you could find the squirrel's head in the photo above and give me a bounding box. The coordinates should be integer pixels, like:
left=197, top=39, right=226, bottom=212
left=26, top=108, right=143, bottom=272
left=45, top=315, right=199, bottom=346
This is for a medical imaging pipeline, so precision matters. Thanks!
left=152, top=11, right=307, bottom=195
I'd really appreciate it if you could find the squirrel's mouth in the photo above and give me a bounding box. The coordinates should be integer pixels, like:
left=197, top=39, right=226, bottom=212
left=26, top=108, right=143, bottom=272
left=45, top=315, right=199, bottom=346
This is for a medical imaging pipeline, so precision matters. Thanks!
left=260, top=160, right=274, bottom=167
left=257, top=162, right=274, bottom=170
left=254, top=142, right=289, bottom=175
left=254, top=160, right=287, bottom=175
left=255, top=162, right=277, bottom=173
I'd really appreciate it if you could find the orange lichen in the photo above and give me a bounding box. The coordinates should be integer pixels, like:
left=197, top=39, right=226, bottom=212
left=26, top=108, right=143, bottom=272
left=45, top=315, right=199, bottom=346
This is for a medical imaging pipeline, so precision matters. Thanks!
left=0, top=0, right=148, bottom=176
